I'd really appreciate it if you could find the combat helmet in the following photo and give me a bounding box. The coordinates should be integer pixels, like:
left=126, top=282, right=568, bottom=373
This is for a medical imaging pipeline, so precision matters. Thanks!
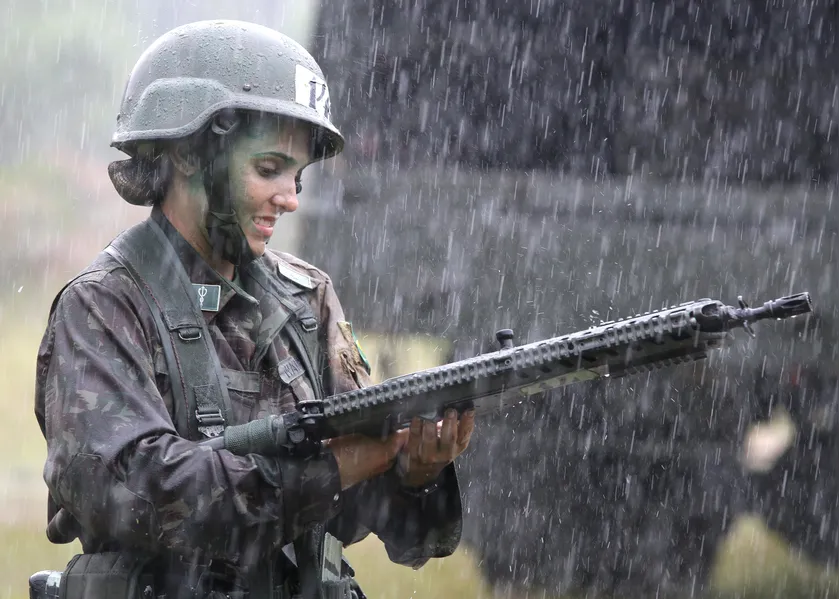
left=112, top=19, right=343, bottom=165
left=109, top=20, right=343, bottom=267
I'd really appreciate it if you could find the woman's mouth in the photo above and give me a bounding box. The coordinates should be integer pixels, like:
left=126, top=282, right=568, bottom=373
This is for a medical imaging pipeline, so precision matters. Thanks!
left=252, top=216, right=276, bottom=237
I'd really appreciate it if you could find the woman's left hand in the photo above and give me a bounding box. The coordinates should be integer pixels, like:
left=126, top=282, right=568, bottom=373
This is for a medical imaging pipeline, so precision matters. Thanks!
left=396, top=408, right=476, bottom=488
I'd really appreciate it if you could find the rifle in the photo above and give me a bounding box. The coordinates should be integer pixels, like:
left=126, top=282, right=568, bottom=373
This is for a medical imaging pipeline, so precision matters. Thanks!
left=204, top=292, right=813, bottom=456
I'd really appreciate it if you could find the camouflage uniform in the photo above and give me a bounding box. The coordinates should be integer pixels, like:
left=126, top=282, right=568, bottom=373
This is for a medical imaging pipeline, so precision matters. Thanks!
left=34, top=207, right=462, bottom=584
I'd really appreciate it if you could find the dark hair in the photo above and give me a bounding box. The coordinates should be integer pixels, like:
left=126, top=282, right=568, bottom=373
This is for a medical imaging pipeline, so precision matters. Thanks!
left=108, top=152, right=173, bottom=207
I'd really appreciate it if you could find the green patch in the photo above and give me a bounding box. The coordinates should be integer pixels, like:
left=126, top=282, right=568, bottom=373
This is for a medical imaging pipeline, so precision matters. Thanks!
left=346, top=322, right=371, bottom=375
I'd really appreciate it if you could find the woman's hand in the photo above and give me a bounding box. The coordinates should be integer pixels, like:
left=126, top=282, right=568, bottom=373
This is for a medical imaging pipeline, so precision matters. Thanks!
left=327, top=430, right=409, bottom=490
left=326, top=408, right=476, bottom=491
left=396, top=409, right=476, bottom=488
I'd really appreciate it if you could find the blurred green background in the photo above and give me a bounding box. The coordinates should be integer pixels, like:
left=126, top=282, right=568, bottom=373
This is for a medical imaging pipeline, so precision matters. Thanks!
left=2, top=1, right=839, bottom=598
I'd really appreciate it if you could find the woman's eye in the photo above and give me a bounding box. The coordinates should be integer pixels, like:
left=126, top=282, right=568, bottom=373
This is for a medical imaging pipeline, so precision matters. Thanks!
left=256, top=164, right=278, bottom=177
left=295, top=176, right=303, bottom=194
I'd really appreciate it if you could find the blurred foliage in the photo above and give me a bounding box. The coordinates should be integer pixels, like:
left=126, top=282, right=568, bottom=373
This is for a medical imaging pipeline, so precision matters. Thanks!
left=0, top=0, right=139, bottom=164
left=2, top=522, right=80, bottom=599
left=0, top=159, right=130, bottom=307
left=710, top=517, right=839, bottom=599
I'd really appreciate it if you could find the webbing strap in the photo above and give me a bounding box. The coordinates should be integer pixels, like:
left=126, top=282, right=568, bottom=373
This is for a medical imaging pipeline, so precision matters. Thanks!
left=104, top=219, right=233, bottom=440
left=248, top=260, right=325, bottom=401
left=248, top=260, right=329, bottom=599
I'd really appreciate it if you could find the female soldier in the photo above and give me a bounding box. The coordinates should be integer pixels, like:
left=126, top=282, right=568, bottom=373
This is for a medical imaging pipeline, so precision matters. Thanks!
left=35, top=20, right=474, bottom=599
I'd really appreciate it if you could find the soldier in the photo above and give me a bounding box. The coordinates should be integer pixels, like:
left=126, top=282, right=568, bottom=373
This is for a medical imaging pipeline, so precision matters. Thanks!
left=33, top=20, right=475, bottom=599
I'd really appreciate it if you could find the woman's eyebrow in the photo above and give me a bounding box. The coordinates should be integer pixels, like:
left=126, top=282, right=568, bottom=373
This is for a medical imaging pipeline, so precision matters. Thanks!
left=251, top=151, right=297, bottom=166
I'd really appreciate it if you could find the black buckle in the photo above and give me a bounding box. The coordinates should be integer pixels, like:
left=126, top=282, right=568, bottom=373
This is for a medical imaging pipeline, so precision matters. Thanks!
left=178, top=327, right=202, bottom=341
left=301, top=317, right=318, bottom=332
left=195, top=409, right=225, bottom=426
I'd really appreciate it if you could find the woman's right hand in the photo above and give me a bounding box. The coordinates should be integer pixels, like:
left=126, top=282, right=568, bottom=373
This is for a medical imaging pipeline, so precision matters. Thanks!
left=325, top=430, right=410, bottom=490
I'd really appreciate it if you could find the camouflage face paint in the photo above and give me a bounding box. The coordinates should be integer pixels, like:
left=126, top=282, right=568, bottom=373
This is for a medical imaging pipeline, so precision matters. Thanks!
left=222, top=118, right=311, bottom=258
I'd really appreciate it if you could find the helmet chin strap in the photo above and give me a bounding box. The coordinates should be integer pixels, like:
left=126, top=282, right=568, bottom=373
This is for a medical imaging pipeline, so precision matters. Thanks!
left=199, top=117, right=258, bottom=270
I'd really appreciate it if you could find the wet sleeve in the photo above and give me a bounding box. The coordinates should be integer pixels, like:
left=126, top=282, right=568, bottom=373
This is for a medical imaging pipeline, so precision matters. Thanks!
left=316, top=276, right=463, bottom=567
left=39, top=276, right=342, bottom=562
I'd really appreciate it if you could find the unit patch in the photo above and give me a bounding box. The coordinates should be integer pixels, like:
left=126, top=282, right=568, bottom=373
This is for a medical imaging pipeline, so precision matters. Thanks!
left=192, top=284, right=221, bottom=312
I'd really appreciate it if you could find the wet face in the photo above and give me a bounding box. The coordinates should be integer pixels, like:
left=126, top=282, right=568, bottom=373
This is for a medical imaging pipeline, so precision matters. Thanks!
left=225, top=117, right=312, bottom=257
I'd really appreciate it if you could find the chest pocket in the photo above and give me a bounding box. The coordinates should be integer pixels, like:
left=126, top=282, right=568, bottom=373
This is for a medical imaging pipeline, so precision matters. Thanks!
left=221, top=368, right=261, bottom=425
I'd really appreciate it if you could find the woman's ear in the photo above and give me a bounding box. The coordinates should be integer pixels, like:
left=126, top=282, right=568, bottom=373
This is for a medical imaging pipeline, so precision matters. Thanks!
left=169, top=143, right=201, bottom=177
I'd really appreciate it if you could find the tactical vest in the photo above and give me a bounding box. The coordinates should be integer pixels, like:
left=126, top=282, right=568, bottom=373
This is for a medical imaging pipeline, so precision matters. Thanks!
left=102, top=217, right=325, bottom=441
left=44, top=217, right=352, bottom=599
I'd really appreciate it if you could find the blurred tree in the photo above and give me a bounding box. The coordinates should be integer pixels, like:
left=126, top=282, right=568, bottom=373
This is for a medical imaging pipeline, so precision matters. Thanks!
left=0, top=0, right=138, bottom=165
left=135, top=0, right=317, bottom=46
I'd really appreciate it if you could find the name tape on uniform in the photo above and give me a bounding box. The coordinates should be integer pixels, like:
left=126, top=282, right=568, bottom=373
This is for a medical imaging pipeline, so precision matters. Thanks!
left=277, top=356, right=305, bottom=385
left=295, top=64, right=332, bottom=121
left=278, top=262, right=314, bottom=289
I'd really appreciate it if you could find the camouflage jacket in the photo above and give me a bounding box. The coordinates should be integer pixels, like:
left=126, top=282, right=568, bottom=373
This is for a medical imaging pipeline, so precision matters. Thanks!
left=34, top=208, right=462, bottom=572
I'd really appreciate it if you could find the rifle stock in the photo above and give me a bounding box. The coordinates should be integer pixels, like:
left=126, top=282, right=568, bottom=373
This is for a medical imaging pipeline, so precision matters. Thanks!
left=206, top=292, right=812, bottom=455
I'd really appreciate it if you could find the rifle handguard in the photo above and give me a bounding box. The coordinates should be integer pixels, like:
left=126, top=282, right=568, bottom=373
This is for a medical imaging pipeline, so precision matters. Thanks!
left=320, top=292, right=814, bottom=437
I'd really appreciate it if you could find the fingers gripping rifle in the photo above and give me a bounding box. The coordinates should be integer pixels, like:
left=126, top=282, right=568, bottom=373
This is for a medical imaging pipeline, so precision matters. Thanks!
left=204, top=292, right=813, bottom=456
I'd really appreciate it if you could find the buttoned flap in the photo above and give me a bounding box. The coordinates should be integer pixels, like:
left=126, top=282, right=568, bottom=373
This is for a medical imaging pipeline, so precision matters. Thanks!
left=221, top=369, right=261, bottom=424
left=221, top=368, right=261, bottom=393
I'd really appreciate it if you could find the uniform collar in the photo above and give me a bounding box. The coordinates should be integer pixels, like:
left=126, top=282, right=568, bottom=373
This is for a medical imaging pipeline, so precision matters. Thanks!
left=150, top=206, right=258, bottom=311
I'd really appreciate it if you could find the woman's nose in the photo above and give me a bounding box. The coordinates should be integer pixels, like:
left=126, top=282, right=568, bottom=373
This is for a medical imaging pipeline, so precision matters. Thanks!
left=270, top=177, right=299, bottom=213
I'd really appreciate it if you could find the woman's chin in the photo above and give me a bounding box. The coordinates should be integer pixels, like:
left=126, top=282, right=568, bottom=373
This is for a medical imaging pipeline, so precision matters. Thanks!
left=248, top=238, right=269, bottom=257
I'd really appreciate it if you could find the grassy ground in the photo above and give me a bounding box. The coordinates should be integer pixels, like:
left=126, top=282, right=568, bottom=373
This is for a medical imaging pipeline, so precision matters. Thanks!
left=0, top=310, right=80, bottom=599
left=3, top=313, right=839, bottom=599
left=344, top=516, right=839, bottom=599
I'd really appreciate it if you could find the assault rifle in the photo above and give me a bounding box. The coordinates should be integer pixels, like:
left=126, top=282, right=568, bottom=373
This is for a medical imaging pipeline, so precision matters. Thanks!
left=205, top=292, right=813, bottom=456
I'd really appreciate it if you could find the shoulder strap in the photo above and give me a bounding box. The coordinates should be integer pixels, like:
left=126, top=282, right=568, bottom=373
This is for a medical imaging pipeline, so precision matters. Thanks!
left=104, top=219, right=233, bottom=440
left=249, top=258, right=334, bottom=599
left=249, top=259, right=325, bottom=401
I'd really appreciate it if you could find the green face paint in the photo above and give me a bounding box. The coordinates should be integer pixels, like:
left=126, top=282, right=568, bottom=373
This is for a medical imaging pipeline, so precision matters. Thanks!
left=211, top=115, right=312, bottom=258
left=187, top=170, right=204, bottom=195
